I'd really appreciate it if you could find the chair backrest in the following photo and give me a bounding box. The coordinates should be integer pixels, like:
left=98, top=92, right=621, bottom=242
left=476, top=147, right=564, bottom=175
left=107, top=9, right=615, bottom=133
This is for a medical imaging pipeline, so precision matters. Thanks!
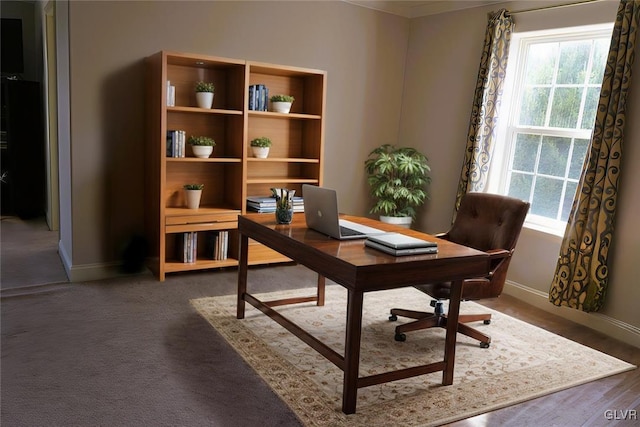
left=446, top=192, right=530, bottom=299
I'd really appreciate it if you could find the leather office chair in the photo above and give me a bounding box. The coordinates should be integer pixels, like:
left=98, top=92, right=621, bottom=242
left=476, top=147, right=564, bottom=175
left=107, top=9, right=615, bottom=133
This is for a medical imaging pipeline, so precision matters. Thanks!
left=389, top=192, right=530, bottom=348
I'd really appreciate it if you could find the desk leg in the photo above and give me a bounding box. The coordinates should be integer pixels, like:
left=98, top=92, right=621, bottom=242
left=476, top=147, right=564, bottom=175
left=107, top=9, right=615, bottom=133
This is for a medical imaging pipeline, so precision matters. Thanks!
left=342, top=290, right=364, bottom=414
left=317, top=275, right=325, bottom=306
left=237, top=233, right=249, bottom=320
left=443, top=278, right=463, bottom=385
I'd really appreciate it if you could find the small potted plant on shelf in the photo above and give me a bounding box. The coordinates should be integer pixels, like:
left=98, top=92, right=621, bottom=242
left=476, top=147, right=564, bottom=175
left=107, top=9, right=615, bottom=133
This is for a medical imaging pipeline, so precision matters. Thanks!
left=270, top=94, right=294, bottom=114
left=364, top=144, right=431, bottom=228
left=183, top=183, right=204, bottom=209
left=195, top=81, right=215, bottom=109
left=188, top=136, right=215, bottom=158
left=250, top=136, right=272, bottom=158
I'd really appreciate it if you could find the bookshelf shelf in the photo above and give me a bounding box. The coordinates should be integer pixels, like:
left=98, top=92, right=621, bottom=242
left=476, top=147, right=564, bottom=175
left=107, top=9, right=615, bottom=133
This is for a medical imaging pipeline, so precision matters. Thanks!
left=166, top=157, right=242, bottom=163
left=168, top=106, right=243, bottom=115
left=246, top=157, right=319, bottom=163
left=145, top=51, right=325, bottom=280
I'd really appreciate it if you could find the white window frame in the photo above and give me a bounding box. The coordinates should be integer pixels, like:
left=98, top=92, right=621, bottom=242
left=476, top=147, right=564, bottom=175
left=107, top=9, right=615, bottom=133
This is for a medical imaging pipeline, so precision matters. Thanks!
left=487, top=23, right=614, bottom=236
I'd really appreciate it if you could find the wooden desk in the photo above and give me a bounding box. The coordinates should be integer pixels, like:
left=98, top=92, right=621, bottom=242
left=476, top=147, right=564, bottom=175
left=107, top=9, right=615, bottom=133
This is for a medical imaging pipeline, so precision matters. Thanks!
left=236, top=213, right=489, bottom=414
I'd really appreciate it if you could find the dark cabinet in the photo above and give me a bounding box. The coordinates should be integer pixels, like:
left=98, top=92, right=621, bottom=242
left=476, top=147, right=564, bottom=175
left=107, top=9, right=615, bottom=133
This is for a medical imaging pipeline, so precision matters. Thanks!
left=1, top=79, right=46, bottom=218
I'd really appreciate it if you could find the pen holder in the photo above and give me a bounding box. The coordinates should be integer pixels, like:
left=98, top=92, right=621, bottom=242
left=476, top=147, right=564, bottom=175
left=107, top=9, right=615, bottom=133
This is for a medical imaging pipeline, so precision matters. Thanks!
left=275, top=205, right=294, bottom=224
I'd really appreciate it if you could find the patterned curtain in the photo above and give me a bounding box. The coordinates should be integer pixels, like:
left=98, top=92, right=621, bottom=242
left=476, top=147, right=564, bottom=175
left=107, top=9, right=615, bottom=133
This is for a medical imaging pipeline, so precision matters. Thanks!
left=454, top=9, right=513, bottom=212
left=549, top=0, right=640, bottom=312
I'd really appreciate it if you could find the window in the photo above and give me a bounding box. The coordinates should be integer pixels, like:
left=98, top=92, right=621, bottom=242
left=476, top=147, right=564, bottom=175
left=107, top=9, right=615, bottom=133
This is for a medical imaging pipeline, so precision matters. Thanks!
left=489, top=25, right=613, bottom=234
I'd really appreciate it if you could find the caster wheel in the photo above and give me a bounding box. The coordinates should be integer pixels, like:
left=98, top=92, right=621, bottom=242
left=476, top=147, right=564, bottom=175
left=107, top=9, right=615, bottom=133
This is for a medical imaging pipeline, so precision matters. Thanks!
left=394, top=333, right=407, bottom=342
left=389, top=314, right=398, bottom=321
left=480, top=342, right=490, bottom=348
left=483, top=320, right=491, bottom=325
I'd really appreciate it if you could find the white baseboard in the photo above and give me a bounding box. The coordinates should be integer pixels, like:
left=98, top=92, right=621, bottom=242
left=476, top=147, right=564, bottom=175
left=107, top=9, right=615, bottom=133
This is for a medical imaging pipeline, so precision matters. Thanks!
left=503, top=280, right=640, bottom=349
left=58, top=240, right=150, bottom=282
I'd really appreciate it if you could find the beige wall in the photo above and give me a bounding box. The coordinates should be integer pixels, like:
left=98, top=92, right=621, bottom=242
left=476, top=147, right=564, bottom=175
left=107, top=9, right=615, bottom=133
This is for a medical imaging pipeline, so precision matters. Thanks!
left=65, top=0, right=408, bottom=272
left=62, top=1, right=638, bottom=340
left=400, top=0, right=640, bottom=336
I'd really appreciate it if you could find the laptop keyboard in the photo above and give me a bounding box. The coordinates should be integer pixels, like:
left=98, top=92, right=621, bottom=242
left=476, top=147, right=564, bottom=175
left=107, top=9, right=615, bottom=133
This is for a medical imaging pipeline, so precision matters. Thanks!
left=340, top=226, right=365, bottom=237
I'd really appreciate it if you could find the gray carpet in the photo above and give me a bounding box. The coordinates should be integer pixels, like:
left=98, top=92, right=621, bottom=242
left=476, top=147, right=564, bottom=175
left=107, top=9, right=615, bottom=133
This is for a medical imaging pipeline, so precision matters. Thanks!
left=1, top=261, right=312, bottom=426
left=1, top=216, right=68, bottom=291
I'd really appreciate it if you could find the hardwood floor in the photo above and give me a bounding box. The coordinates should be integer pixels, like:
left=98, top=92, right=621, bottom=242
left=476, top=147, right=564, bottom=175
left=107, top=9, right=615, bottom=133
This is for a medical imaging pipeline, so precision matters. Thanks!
left=449, top=295, right=639, bottom=426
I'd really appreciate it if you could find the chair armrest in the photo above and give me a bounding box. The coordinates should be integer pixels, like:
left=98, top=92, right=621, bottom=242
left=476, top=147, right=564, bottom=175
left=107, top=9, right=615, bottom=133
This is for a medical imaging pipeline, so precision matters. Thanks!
left=486, top=248, right=511, bottom=260
left=485, top=249, right=512, bottom=277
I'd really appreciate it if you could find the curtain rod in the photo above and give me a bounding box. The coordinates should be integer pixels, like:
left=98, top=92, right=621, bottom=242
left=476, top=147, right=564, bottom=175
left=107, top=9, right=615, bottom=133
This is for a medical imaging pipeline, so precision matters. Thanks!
left=507, top=0, right=607, bottom=16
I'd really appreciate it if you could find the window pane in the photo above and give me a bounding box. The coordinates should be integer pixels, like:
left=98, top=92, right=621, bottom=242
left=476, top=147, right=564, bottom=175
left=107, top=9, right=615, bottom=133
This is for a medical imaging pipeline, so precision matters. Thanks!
left=557, top=41, right=590, bottom=84
left=561, top=181, right=578, bottom=221
left=531, top=176, right=563, bottom=218
left=507, top=172, right=533, bottom=201
left=539, top=136, right=570, bottom=176
left=513, top=134, right=540, bottom=172
left=549, top=87, right=581, bottom=128
left=590, top=38, right=609, bottom=83
left=498, top=26, right=612, bottom=229
left=581, top=87, right=600, bottom=129
left=569, top=138, right=589, bottom=179
left=519, top=87, right=550, bottom=126
left=525, top=43, right=557, bottom=85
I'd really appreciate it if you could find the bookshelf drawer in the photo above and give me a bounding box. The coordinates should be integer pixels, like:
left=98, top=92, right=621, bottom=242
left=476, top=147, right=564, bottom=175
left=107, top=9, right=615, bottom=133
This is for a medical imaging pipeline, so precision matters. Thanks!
left=166, top=221, right=237, bottom=233
left=166, top=212, right=239, bottom=225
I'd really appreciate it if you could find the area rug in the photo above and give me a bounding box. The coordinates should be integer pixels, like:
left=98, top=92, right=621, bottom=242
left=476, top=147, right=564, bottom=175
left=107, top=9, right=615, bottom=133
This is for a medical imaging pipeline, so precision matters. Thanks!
left=191, top=286, right=635, bottom=426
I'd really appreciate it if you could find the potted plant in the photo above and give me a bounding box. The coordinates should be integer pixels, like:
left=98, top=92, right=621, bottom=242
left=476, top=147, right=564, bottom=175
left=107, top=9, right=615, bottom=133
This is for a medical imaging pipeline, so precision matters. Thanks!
left=195, top=81, right=215, bottom=109
left=188, top=136, right=215, bottom=158
left=250, top=136, right=272, bottom=158
left=364, top=144, right=431, bottom=227
left=270, top=94, right=294, bottom=114
left=183, top=183, right=204, bottom=209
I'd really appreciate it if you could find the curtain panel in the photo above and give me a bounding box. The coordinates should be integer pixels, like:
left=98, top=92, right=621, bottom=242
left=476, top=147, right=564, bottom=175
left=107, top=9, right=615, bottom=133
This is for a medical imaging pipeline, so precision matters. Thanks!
left=454, top=9, right=513, bottom=213
left=549, top=0, right=640, bottom=312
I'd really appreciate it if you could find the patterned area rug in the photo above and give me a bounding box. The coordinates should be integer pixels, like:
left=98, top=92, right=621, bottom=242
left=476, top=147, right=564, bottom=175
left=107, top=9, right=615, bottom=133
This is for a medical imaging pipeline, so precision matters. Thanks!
left=192, top=286, right=635, bottom=426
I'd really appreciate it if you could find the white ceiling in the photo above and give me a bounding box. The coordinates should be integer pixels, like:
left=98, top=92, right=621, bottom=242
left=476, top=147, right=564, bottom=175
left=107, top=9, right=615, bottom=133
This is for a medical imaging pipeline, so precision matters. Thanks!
left=344, top=0, right=504, bottom=18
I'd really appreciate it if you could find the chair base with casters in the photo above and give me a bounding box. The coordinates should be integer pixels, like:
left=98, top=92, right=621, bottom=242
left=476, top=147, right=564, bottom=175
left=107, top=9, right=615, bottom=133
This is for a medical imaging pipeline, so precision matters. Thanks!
left=386, top=192, right=530, bottom=349
left=389, top=300, right=492, bottom=348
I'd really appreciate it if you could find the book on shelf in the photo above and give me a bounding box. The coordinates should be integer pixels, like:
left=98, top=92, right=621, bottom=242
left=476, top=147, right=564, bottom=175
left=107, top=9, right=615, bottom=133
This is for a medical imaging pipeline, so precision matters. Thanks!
left=206, top=230, right=229, bottom=260
left=166, top=80, right=175, bottom=107
left=246, top=195, right=304, bottom=213
left=176, top=232, right=198, bottom=263
left=166, top=130, right=186, bottom=158
left=364, top=232, right=438, bottom=256
left=248, top=84, right=269, bottom=111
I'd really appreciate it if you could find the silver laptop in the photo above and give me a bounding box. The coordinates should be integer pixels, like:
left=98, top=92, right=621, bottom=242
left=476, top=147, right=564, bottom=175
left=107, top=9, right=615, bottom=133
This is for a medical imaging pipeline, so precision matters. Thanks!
left=302, top=185, right=384, bottom=240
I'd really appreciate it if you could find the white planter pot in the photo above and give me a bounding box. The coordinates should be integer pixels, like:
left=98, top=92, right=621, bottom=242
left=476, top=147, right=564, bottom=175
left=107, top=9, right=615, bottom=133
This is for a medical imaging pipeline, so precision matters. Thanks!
left=185, top=189, right=202, bottom=209
left=191, top=145, right=213, bottom=158
left=252, top=146, right=270, bottom=158
left=380, top=215, right=412, bottom=228
left=196, top=92, right=214, bottom=109
left=271, top=101, right=292, bottom=114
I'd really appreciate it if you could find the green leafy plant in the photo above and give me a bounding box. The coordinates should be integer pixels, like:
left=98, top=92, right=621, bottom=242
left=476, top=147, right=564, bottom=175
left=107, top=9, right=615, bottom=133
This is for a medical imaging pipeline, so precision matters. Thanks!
left=250, top=136, right=272, bottom=147
left=195, top=81, right=215, bottom=93
left=270, top=94, right=294, bottom=103
left=188, top=136, right=215, bottom=146
left=183, top=184, right=204, bottom=190
left=364, top=144, right=431, bottom=219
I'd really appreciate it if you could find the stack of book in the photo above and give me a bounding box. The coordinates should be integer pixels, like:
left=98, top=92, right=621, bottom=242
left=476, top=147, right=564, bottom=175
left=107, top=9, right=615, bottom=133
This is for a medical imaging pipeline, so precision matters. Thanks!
left=206, top=230, right=229, bottom=260
left=246, top=196, right=304, bottom=213
left=364, top=232, right=438, bottom=256
left=176, top=232, right=198, bottom=263
left=166, top=129, right=186, bottom=157
left=248, top=84, right=269, bottom=111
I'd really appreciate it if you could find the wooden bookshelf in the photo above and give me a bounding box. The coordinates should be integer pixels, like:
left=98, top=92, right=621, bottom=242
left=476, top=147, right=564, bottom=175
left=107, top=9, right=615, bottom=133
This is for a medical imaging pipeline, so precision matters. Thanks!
left=145, top=51, right=326, bottom=280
